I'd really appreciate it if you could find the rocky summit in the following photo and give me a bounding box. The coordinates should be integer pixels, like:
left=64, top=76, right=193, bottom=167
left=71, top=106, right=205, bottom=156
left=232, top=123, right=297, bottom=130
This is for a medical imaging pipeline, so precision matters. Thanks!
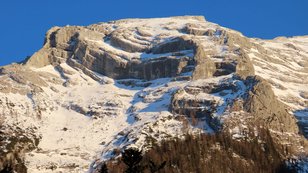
left=0, top=16, right=307, bottom=173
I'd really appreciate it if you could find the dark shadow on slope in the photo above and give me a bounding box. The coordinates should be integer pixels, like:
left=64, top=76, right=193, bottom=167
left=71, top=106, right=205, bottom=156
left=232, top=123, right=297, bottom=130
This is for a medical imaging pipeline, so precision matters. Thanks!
left=115, top=78, right=173, bottom=125
left=294, top=108, right=308, bottom=139
left=125, top=88, right=173, bottom=124
left=115, top=79, right=150, bottom=90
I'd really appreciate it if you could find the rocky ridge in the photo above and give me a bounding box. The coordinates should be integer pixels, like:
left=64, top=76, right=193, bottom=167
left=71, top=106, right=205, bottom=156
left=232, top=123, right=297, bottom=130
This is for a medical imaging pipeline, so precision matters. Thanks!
left=0, top=16, right=307, bottom=172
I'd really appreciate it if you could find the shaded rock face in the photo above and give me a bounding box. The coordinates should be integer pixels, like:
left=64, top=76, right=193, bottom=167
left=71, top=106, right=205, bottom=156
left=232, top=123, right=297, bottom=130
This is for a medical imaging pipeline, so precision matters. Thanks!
left=171, top=74, right=300, bottom=136
left=141, top=56, right=193, bottom=80
left=192, top=46, right=216, bottom=80
left=170, top=77, right=244, bottom=131
left=171, top=87, right=219, bottom=130
left=151, top=36, right=196, bottom=54
left=26, top=23, right=198, bottom=80
left=73, top=42, right=193, bottom=80
left=234, top=50, right=255, bottom=79
left=243, top=76, right=299, bottom=133
left=72, top=40, right=129, bottom=79
left=191, top=46, right=255, bottom=80
left=183, top=23, right=216, bottom=36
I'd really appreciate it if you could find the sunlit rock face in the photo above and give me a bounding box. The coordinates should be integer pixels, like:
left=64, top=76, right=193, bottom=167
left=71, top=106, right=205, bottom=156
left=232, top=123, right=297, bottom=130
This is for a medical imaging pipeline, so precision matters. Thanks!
left=0, top=16, right=307, bottom=172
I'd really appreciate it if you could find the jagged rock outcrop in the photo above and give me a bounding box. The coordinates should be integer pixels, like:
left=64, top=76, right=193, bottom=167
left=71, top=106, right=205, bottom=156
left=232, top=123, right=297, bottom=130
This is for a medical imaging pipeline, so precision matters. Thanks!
left=234, top=50, right=255, bottom=79
left=183, top=23, right=217, bottom=36
left=244, top=76, right=299, bottom=133
left=192, top=45, right=216, bottom=80
left=26, top=26, right=104, bottom=68
left=151, top=36, right=195, bottom=54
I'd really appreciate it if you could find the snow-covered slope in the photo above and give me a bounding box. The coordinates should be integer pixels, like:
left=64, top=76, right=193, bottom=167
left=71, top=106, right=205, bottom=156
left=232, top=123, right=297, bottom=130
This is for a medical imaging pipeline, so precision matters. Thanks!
left=0, top=16, right=307, bottom=173
left=20, top=64, right=188, bottom=173
left=250, top=36, right=308, bottom=137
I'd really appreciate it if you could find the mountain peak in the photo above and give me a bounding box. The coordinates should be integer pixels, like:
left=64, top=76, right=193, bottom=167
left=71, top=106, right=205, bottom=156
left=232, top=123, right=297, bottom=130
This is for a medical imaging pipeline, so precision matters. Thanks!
left=1, top=16, right=308, bottom=172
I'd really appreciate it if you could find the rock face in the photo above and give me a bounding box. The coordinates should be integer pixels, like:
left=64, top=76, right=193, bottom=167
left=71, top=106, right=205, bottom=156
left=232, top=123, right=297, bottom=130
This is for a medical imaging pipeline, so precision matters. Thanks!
left=25, top=26, right=97, bottom=68
left=0, top=64, right=50, bottom=95
left=244, top=76, right=299, bottom=133
left=0, top=16, right=307, bottom=173
left=191, top=46, right=216, bottom=80
left=24, top=16, right=257, bottom=82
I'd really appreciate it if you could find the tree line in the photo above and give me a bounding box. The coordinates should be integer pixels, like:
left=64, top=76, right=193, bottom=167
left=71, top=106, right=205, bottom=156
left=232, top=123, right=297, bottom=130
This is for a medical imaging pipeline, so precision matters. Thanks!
left=101, top=127, right=296, bottom=173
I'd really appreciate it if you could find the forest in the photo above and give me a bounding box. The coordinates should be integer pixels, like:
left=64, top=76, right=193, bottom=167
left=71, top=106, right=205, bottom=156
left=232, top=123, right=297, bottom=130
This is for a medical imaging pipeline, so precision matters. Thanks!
left=103, top=128, right=295, bottom=173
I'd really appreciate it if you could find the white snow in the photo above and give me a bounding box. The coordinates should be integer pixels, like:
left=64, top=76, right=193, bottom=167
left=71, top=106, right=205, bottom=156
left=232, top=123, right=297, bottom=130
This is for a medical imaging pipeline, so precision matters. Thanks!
left=251, top=38, right=308, bottom=112
left=0, top=63, right=192, bottom=173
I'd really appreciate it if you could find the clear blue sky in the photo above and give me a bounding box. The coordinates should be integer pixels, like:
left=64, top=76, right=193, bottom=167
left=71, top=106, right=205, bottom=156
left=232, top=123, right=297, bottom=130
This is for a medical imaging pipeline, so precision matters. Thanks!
left=0, top=0, right=307, bottom=66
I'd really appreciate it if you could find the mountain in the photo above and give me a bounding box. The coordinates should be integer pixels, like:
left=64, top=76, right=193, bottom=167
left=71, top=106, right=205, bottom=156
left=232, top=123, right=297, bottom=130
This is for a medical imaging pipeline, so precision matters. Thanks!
left=0, top=16, right=307, bottom=173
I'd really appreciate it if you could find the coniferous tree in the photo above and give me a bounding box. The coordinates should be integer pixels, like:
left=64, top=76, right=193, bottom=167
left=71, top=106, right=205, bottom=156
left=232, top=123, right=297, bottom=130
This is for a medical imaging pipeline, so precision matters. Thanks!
left=100, top=162, right=108, bottom=173
left=105, top=127, right=295, bottom=173
left=0, top=165, right=13, bottom=173
left=148, top=160, right=166, bottom=173
left=122, top=148, right=143, bottom=173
